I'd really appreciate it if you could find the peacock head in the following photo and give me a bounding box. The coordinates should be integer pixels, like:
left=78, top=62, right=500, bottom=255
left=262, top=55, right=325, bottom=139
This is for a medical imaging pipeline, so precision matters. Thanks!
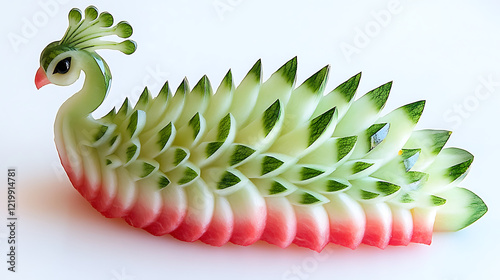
left=35, top=6, right=136, bottom=89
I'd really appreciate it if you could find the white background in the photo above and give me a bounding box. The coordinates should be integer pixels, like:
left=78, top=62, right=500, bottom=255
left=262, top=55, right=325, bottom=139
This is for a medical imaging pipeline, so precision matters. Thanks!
left=1, top=0, right=499, bottom=279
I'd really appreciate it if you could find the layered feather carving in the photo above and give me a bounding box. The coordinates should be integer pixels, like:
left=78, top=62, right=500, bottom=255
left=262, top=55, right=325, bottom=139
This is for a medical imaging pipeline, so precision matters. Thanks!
left=58, top=57, right=486, bottom=251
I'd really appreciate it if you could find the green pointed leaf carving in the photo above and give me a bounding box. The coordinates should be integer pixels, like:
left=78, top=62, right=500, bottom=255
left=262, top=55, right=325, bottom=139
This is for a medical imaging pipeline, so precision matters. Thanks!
left=157, top=123, right=173, bottom=150
left=447, top=158, right=473, bottom=182
left=158, top=175, right=170, bottom=189
left=125, top=144, right=138, bottom=163
left=230, top=145, right=256, bottom=166
left=333, top=72, right=361, bottom=102
left=309, top=107, right=336, bottom=146
left=192, top=75, right=212, bottom=96
left=136, top=87, right=151, bottom=109
left=269, top=181, right=287, bottom=195
left=337, top=136, right=357, bottom=161
left=117, top=98, right=130, bottom=118
left=376, top=181, right=400, bottom=196
left=178, top=167, right=198, bottom=185
left=262, top=100, right=281, bottom=136
left=352, top=161, right=374, bottom=174
left=430, top=195, right=447, bottom=206
left=261, top=155, right=284, bottom=176
left=221, top=69, right=233, bottom=89
left=158, top=81, right=171, bottom=101
left=361, top=190, right=379, bottom=200
left=174, top=148, right=188, bottom=166
left=300, top=167, right=325, bottom=181
left=206, top=142, right=223, bottom=158
left=217, top=171, right=241, bottom=190
left=303, top=65, right=329, bottom=93
left=188, top=113, right=201, bottom=140
left=248, top=59, right=262, bottom=82
left=141, top=162, right=156, bottom=178
left=109, top=135, right=118, bottom=147
left=218, top=114, right=231, bottom=141
left=94, top=125, right=108, bottom=142
left=429, top=131, right=452, bottom=155
left=176, top=78, right=189, bottom=96
left=127, top=111, right=139, bottom=137
left=325, top=179, right=350, bottom=192
left=367, top=82, right=392, bottom=111
left=301, top=192, right=321, bottom=204
left=277, top=56, right=297, bottom=85
left=287, top=189, right=328, bottom=206
left=402, top=100, right=425, bottom=124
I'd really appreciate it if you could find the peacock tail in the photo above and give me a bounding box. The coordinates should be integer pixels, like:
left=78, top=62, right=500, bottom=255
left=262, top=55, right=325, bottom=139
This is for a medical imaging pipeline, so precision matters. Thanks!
left=38, top=6, right=487, bottom=252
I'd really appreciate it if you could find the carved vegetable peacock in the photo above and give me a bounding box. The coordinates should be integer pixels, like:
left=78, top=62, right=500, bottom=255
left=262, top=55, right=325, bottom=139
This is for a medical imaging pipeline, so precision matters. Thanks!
left=35, top=6, right=487, bottom=251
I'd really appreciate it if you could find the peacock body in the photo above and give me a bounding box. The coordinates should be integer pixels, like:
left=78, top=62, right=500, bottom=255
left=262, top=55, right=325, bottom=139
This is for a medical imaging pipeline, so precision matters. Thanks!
left=35, top=6, right=487, bottom=251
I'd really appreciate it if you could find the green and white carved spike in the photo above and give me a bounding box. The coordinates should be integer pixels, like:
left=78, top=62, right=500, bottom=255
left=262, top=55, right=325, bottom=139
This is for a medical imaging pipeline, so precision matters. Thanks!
left=36, top=6, right=487, bottom=252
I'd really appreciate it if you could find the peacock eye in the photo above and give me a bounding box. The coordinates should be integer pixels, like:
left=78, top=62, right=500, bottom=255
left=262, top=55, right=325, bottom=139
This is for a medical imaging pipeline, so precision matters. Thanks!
left=53, top=57, right=71, bottom=74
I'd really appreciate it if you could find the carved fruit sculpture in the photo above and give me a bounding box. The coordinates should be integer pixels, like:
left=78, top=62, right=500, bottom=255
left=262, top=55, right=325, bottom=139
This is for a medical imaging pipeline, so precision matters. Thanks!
left=35, top=6, right=487, bottom=251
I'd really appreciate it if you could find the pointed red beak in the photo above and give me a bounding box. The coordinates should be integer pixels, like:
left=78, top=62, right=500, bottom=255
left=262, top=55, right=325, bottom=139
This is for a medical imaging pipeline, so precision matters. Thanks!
left=35, top=67, right=51, bottom=89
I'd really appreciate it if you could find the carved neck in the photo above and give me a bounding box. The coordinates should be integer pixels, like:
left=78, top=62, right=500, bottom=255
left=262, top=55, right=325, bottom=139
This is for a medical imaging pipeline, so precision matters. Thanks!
left=54, top=52, right=112, bottom=166
left=58, top=51, right=111, bottom=121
